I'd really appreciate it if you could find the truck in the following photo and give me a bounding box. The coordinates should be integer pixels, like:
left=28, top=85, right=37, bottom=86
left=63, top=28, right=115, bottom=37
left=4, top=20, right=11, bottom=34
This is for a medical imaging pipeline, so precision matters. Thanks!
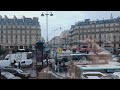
left=0, top=52, right=33, bottom=68
left=4, top=52, right=27, bottom=63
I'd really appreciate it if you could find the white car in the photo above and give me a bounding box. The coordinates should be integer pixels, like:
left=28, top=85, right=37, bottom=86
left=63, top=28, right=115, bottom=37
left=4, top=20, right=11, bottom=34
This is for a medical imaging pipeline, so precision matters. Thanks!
left=15, top=59, right=33, bottom=67
left=112, top=72, right=120, bottom=79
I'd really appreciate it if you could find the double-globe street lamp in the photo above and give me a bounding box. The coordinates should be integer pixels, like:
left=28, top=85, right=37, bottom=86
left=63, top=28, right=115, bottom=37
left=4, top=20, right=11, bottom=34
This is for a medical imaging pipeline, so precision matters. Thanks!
left=54, top=27, right=61, bottom=50
left=53, top=28, right=61, bottom=60
left=41, top=12, right=53, bottom=65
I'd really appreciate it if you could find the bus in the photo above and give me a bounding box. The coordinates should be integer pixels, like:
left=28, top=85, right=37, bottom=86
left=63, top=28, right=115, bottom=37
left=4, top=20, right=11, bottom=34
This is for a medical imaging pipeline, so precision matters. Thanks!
left=76, top=64, right=120, bottom=74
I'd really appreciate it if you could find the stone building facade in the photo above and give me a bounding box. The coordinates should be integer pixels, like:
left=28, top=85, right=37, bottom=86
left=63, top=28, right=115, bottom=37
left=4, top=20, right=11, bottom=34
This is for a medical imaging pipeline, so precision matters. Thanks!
left=69, top=16, right=120, bottom=53
left=0, top=15, right=41, bottom=50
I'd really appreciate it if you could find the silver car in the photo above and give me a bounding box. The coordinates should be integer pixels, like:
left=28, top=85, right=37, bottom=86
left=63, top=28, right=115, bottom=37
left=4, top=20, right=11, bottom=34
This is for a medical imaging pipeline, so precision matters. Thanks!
left=1, top=72, right=21, bottom=79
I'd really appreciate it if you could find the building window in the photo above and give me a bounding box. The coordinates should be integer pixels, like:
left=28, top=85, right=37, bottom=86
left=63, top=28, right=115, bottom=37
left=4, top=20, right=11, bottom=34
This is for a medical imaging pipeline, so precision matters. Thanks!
left=110, top=28, right=114, bottom=31
left=1, top=35, right=3, bottom=39
left=25, top=39, right=27, bottom=43
left=115, top=28, right=119, bottom=31
left=115, top=23, right=119, bottom=26
left=6, top=35, right=8, bottom=38
left=6, top=39, right=8, bottom=44
left=1, top=39, right=3, bottom=44
left=16, top=35, right=17, bottom=39
left=96, top=29, right=99, bottom=32
left=11, top=30, right=13, bottom=33
left=11, top=26, right=13, bottom=29
left=11, top=39, right=13, bottom=43
left=3, top=26, right=6, bottom=29
left=86, top=35, right=88, bottom=38
left=20, top=35, right=22, bottom=39
left=105, top=24, right=109, bottom=27
left=20, top=30, right=22, bottom=33
left=1, top=30, right=3, bottom=33
left=110, top=23, right=114, bottom=27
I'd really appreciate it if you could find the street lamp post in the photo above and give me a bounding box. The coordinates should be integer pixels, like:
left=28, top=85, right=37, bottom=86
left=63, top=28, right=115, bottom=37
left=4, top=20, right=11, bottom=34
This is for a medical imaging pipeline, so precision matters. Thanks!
left=41, top=12, right=53, bottom=66
left=54, top=28, right=61, bottom=56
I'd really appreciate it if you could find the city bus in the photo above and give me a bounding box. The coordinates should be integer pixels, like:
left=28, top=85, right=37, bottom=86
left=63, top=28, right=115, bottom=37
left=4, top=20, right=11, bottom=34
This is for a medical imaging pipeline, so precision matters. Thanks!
left=76, top=64, right=120, bottom=74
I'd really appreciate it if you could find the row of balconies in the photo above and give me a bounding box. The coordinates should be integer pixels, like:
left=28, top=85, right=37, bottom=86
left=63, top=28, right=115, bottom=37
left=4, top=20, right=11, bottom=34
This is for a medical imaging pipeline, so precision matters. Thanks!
left=0, top=34, right=40, bottom=36
left=0, top=42, right=34, bottom=45
left=71, top=24, right=120, bottom=30
left=0, top=25, right=40, bottom=29
left=70, top=30, right=119, bottom=36
left=0, top=30, right=40, bottom=34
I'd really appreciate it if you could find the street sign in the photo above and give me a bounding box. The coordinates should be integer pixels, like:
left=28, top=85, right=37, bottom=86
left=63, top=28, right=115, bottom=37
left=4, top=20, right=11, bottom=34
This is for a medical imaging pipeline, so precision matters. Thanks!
left=57, top=48, right=62, bottom=54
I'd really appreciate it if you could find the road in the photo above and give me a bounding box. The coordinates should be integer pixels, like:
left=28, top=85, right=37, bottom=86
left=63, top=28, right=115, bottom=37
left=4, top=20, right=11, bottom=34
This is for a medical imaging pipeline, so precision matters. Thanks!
left=24, top=69, right=37, bottom=79
left=21, top=55, right=37, bottom=79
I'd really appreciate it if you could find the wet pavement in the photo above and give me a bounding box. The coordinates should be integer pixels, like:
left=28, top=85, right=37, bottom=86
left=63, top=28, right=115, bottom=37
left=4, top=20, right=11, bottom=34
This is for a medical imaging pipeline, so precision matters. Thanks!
left=21, top=55, right=37, bottom=79
left=23, top=69, right=37, bottom=79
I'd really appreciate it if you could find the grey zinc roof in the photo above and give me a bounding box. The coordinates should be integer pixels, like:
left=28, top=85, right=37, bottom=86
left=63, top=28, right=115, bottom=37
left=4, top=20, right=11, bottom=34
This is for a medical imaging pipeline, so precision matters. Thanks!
left=74, top=17, right=120, bottom=26
left=0, top=17, right=39, bottom=26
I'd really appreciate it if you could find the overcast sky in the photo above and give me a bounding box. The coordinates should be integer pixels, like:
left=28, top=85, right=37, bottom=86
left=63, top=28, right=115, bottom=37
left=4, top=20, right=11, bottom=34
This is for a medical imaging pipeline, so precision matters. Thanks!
left=0, top=11, right=120, bottom=41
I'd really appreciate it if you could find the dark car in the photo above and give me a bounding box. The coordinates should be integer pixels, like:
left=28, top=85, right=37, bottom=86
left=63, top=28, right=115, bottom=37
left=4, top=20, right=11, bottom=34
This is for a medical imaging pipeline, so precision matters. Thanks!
left=1, top=68, right=30, bottom=79
left=1, top=72, right=21, bottom=79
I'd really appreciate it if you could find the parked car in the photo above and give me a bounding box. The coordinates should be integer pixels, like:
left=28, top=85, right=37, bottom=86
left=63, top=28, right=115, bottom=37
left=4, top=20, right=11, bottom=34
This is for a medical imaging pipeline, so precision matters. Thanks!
left=1, top=67, right=30, bottom=79
left=1, top=72, right=21, bottom=79
left=112, top=72, right=120, bottom=79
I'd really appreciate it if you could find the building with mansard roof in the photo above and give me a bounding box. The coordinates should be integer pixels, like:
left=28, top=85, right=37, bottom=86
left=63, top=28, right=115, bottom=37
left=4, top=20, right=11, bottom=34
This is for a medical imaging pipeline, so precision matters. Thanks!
left=0, top=15, right=41, bottom=50
left=69, top=14, right=120, bottom=53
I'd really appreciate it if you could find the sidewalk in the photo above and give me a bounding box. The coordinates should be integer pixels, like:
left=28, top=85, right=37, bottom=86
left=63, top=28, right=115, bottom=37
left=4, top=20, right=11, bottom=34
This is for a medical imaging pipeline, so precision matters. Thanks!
left=53, top=71, right=72, bottom=79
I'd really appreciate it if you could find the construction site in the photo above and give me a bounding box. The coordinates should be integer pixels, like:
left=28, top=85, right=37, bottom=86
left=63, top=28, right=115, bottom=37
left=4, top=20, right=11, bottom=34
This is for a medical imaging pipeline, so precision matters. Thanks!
left=36, top=39, right=120, bottom=79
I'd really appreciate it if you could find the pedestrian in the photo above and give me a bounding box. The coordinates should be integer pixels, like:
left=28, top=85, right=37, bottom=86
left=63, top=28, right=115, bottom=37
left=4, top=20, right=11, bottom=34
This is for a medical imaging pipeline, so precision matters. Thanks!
left=18, top=62, right=21, bottom=69
left=55, top=60, right=58, bottom=72
left=52, top=62, right=55, bottom=72
left=11, top=60, right=16, bottom=67
left=58, top=60, right=61, bottom=72
left=55, top=64, right=57, bottom=72
left=48, top=61, right=52, bottom=71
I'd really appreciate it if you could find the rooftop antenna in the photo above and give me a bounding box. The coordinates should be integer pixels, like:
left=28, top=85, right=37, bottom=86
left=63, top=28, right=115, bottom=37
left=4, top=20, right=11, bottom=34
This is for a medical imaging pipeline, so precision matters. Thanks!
left=23, top=15, right=25, bottom=22
left=110, top=13, right=113, bottom=19
left=14, top=15, right=17, bottom=22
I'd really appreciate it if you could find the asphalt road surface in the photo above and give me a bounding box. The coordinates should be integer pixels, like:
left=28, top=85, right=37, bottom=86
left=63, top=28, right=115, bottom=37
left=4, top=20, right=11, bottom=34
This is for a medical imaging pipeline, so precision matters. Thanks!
left=24, top=69, right=37, bottom=79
